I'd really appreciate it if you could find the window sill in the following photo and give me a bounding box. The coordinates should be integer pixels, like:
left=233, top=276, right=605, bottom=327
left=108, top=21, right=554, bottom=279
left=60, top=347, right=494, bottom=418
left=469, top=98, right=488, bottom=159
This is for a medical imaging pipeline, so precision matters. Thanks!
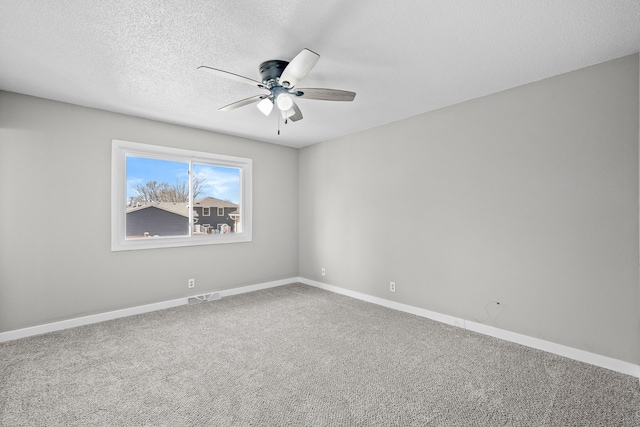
left=111, top=232, right=252, bottom=252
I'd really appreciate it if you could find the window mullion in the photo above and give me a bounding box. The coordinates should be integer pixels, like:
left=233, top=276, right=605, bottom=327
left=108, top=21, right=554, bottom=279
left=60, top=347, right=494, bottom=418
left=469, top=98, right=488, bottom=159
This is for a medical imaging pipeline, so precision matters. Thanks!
left=188, top=160, right=193, bottom=236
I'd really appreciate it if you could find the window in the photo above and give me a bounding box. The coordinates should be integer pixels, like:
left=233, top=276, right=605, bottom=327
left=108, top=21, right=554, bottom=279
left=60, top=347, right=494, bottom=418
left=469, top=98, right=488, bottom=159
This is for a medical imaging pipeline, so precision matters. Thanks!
left=112, top=140, right=252, bottom=251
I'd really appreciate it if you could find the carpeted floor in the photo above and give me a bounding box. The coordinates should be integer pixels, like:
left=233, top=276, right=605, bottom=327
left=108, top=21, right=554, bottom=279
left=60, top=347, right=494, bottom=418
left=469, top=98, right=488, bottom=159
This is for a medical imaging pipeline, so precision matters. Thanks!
left=1, top=283, right=639, bottom=426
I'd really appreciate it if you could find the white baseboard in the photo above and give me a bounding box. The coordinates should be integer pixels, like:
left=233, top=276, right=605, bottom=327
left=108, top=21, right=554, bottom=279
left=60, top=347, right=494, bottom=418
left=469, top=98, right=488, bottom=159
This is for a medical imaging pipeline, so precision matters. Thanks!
left=0, top=277, right=297, bottom=343
left=219, top=277, right=296, bottom=297
left=298, top=277, right=640, bottom=379
left=0, top=298, right=187, bottom=342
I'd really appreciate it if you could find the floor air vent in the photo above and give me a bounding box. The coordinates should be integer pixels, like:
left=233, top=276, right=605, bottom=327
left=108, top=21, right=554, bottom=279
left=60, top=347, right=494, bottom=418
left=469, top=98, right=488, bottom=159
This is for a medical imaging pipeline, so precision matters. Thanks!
left=188, top=292, right=222, bottom=305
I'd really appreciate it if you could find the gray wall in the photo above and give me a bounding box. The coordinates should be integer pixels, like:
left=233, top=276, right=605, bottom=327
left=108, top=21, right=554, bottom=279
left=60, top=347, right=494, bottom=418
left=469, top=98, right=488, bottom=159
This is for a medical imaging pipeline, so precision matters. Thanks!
left=0, top=91, right=298, bottom=332
left=298, top=55, right=640, bottom=364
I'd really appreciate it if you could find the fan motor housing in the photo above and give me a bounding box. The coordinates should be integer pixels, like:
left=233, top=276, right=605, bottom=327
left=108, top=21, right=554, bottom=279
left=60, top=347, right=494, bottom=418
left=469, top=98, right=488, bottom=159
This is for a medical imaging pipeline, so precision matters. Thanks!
left=259, top=60, right=288, bottom=84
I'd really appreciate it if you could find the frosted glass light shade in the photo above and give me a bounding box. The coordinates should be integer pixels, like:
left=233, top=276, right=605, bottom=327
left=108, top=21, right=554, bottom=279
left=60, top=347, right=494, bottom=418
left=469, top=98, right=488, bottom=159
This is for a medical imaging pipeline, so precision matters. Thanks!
left=257, top=98, right=273, bottom=116
left=276, top=93, right=293, bottom=111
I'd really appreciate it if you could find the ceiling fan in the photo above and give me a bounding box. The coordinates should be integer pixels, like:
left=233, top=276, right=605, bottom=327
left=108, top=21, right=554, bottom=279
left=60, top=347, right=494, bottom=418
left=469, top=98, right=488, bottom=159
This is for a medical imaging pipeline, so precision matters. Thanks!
left=198, top=48, right=356, bottom=124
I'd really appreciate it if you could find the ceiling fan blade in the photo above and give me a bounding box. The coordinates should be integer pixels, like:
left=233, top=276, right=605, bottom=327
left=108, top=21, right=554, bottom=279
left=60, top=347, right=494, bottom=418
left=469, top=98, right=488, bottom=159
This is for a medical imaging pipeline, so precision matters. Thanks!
left=219, top=95, right=267, bottom=112
left=294, top=88, right=356, bottom=101
left=279, top=48, right=320, bottom=88
left=198, top=66, right=268, bottom=90
left=281, top=101, right=303, bottom=122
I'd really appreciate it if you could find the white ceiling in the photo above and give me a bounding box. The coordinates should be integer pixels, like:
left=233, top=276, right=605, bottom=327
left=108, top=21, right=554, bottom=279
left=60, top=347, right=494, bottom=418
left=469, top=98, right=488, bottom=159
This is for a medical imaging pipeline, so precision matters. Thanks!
left=1, top=1, right=639, bottom=148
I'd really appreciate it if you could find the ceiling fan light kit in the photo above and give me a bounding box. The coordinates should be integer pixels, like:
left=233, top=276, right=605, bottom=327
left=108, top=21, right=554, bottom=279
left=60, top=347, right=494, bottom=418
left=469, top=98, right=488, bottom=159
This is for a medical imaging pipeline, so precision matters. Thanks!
left=199, top=48, right=356, bottom=132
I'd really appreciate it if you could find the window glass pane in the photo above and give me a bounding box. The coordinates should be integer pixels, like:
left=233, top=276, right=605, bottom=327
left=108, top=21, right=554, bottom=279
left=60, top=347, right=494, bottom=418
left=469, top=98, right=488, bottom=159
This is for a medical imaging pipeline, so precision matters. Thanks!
left=125, top=156, right=190, bottom=238
left=112, top=139, right=252, bottom=251
left=192, top=163, right=242, bottom=234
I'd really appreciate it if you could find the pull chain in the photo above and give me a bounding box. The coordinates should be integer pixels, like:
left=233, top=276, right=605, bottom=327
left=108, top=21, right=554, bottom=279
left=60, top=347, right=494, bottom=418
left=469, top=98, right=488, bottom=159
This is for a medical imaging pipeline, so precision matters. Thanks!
left=276, top=112, right=288, bottom=135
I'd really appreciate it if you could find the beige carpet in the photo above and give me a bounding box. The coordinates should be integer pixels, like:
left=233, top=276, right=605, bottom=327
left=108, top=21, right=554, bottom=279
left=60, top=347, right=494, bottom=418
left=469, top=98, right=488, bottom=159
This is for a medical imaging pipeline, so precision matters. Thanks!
left=1, top=283, right=639, bottom=426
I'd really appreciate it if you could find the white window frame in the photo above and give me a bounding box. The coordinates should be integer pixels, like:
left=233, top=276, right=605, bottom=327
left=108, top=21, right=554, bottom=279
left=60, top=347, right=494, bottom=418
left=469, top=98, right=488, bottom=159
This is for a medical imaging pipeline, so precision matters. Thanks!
left=203, top=207, right=211, bottom=216
left=111, top=139, right=252, bottom=251
left=217, top=207, right=224, bottom=216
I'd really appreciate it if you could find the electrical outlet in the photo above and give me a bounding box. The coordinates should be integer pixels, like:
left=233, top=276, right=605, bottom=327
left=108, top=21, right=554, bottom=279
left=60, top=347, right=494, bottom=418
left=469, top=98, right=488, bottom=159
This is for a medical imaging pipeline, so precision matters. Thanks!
left=321, top=267, right=326, bottom=276
left=188, top=278, right=195, bottom=289
left=389, top=282, right=396, bottom=292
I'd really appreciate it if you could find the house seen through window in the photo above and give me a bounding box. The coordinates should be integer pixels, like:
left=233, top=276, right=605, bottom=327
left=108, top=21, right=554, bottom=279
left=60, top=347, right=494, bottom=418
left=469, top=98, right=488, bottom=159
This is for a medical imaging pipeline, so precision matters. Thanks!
left=112, top=140, right=252, bottom=251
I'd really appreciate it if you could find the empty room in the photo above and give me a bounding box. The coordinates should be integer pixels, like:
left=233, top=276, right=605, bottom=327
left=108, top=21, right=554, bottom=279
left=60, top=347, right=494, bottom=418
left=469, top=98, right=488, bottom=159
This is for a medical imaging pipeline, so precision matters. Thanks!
left=1, top=1, right=640, bottom=426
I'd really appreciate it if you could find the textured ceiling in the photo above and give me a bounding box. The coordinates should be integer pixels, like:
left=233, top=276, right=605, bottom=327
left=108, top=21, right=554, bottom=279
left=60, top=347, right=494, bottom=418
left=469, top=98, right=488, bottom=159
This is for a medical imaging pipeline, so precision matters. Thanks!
left=1, top=1, right=639, bottom=148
